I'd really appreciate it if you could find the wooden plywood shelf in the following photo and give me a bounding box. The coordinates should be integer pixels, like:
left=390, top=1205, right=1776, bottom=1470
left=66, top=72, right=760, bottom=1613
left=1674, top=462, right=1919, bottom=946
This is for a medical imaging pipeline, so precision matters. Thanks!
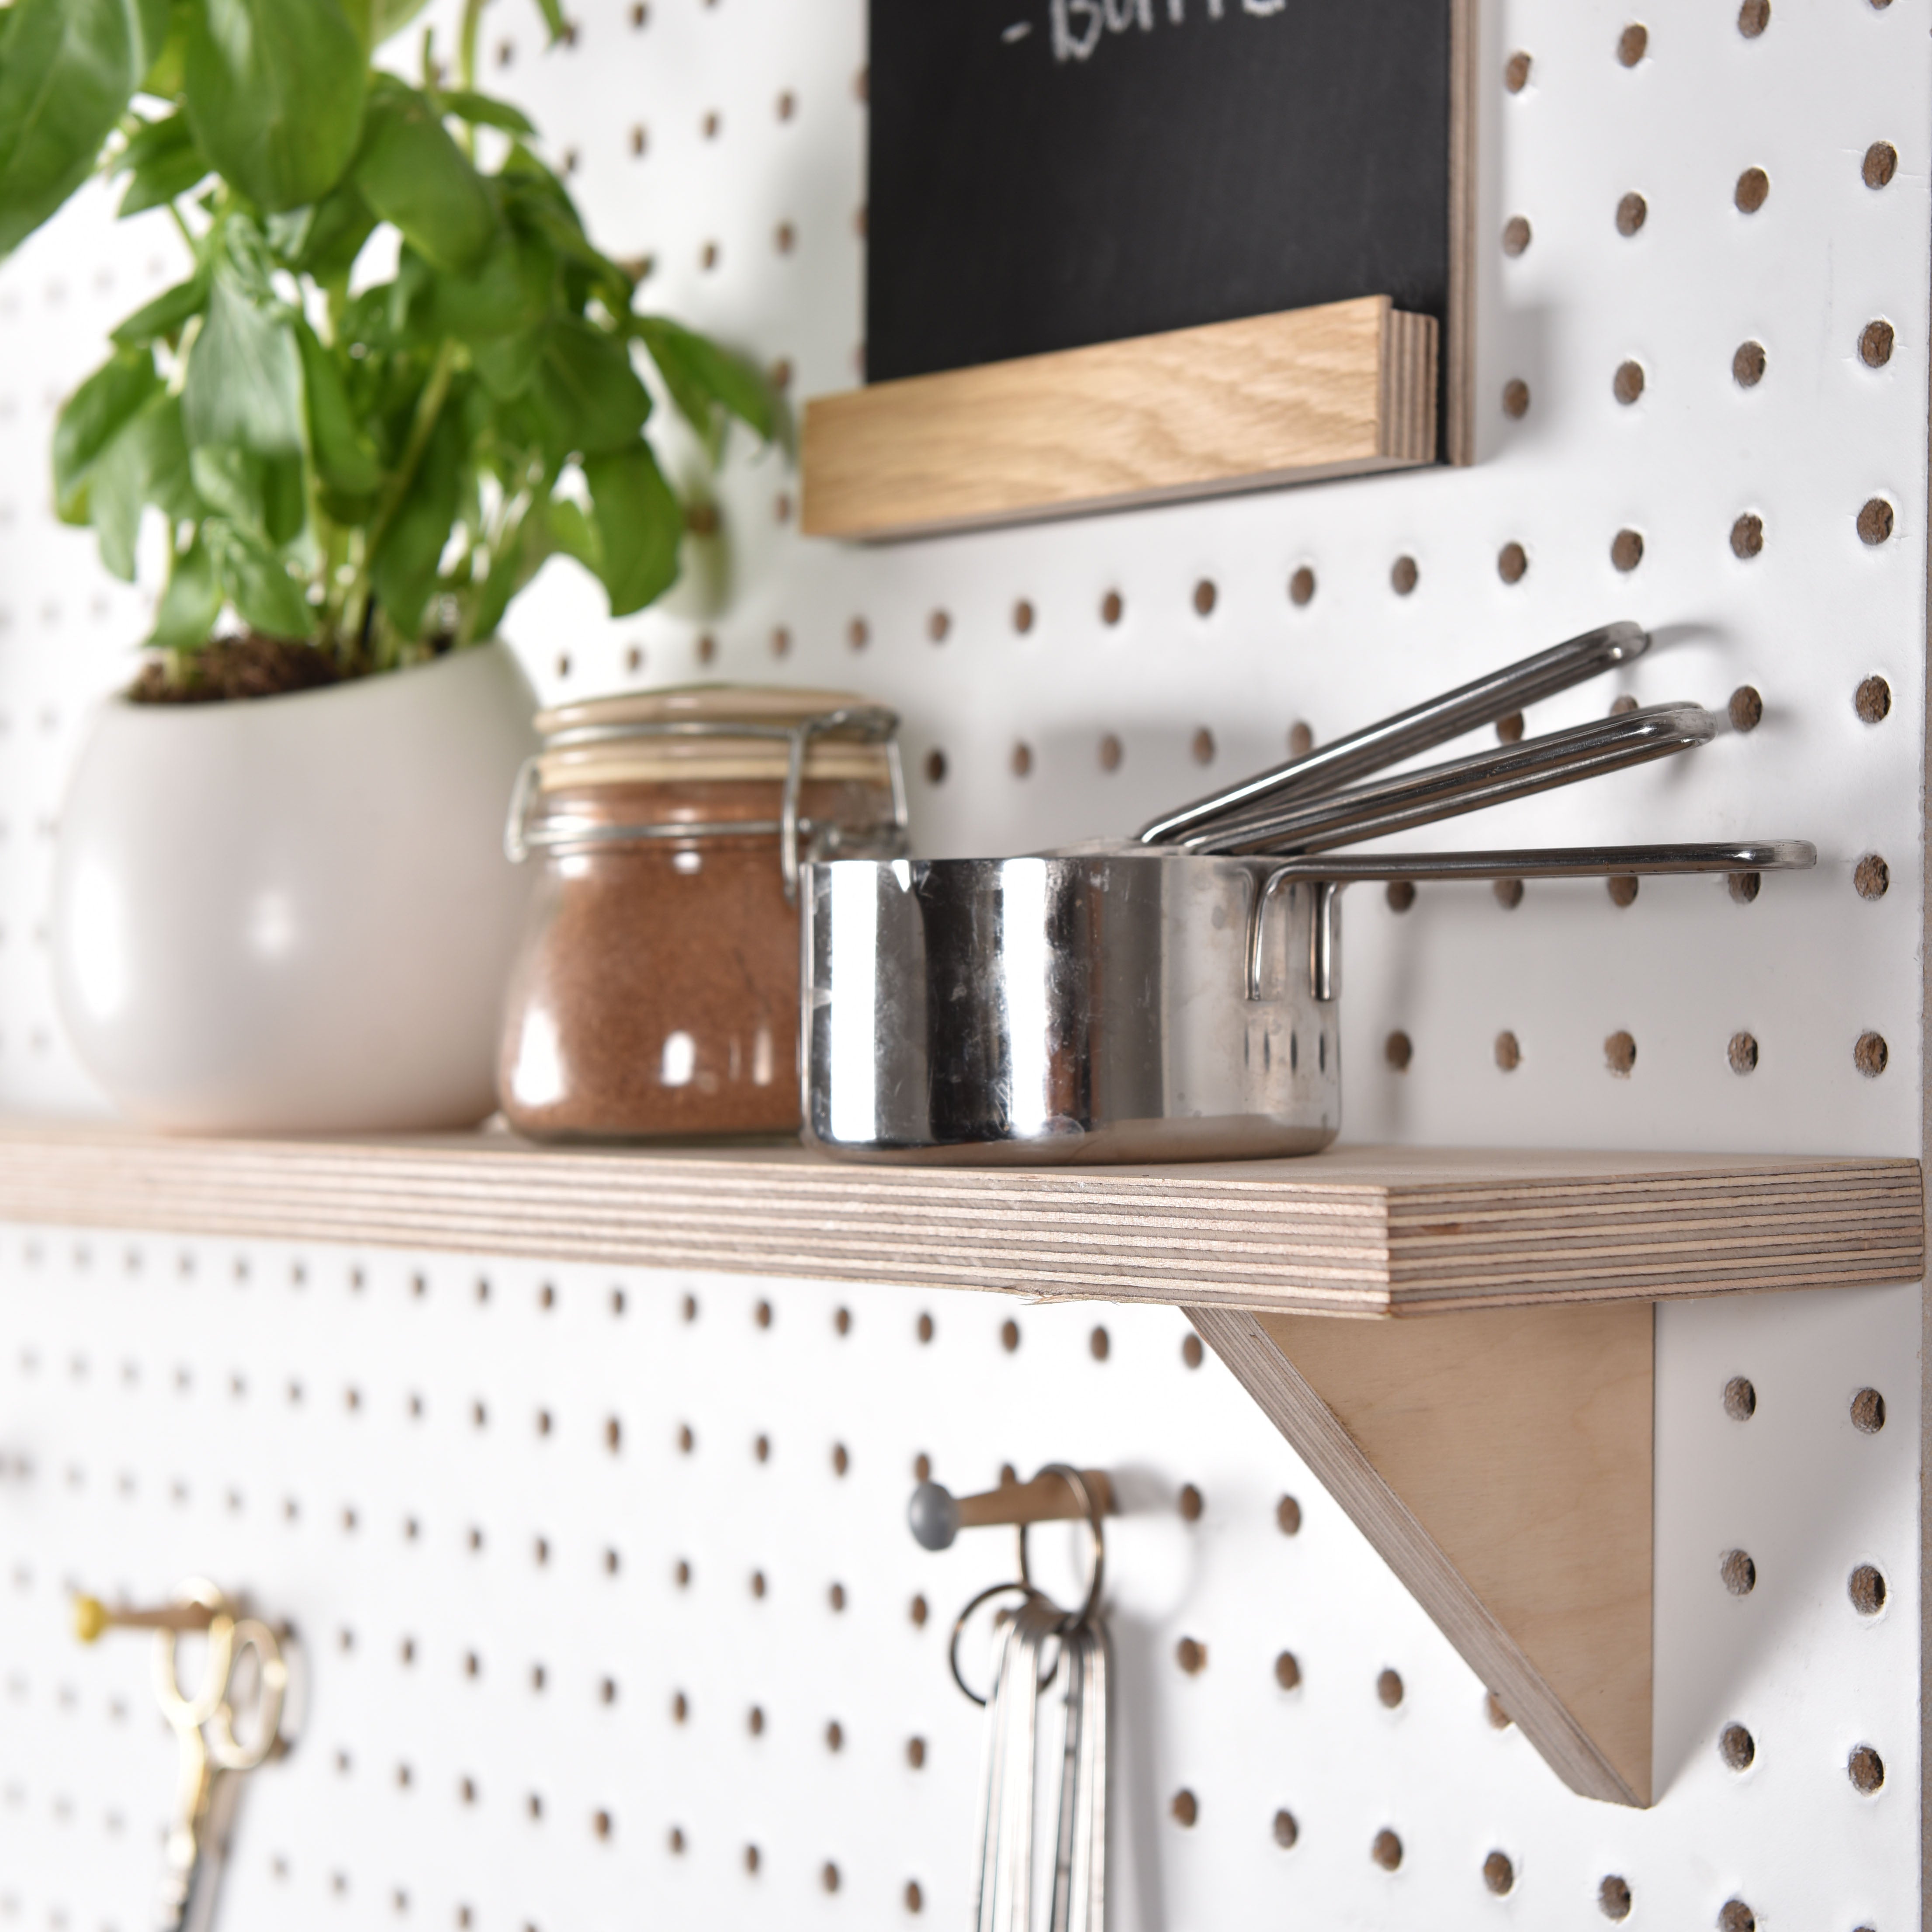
left=800, top=297, right=1439, bottom=541
left=0, top=1125, right=1913, bottom=1316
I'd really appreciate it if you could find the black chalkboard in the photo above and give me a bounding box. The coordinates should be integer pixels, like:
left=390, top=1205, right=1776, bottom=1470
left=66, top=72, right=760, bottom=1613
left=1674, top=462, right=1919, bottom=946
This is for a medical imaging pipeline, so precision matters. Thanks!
left=866, top=0, right=1458, bottom=387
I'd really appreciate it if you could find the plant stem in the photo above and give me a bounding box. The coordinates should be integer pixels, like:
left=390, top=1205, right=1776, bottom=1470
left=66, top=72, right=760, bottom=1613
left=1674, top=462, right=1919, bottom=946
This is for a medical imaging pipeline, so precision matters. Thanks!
left=459, top=0, right=489, bottom=92
left=346, top=337, right=461, bottom=643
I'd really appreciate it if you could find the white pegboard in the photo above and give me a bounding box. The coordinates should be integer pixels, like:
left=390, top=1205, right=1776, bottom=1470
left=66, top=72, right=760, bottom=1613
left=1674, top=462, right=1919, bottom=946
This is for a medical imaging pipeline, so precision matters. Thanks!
left=0, top=0, right=1925, bottom=1925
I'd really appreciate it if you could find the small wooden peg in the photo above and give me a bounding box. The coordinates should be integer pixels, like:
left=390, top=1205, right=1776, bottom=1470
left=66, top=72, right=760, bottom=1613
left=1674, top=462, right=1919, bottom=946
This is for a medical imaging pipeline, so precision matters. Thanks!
left=908, top=1468, right=1113, bottom=1549
left=73, top=1594, right=224, bottom=1644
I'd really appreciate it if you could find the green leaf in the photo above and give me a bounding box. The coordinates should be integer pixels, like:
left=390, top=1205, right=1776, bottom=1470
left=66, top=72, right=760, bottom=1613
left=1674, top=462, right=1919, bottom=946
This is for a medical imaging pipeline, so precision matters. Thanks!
left=416, top=222, right=554, bottom=343
left=582, top=444, right=680, bottom=616
left=138, top=1, right=193, bottom=100
left=530, top=0, right=568, bottom=42
left=184, top=0, right=367, bottom=214
left=371, top=404, right=464, bottom=638
left=0, top=0, right=171, bottom=257
left=109, top=268, right=208, bottom=347
left=469, top=324, right=546, bottom=400
left=634, top=315, right=774, bottom=453
left=355, top=80, right=496, bottom=274
left=183, top=264, right=305, bottom=457
left=188, top=443, right=304, bottom=545
left=295, top=321, right=383, bottom=496
left=292, top=179, right=378, bottom=284
left=437, top=90, right=536, bottom=138
left=370, top=0, right=434, bottom=44
left=114, top=110, right=210, bottom=215
left=52, top=348, right=160, bottom=523
left=529, top=315, right=649, bottom=464
left=205, top=516, right=315, bottom=637
left=147, top=529, right=221, bottom=649
left=88, top=390, right=194, bottom=579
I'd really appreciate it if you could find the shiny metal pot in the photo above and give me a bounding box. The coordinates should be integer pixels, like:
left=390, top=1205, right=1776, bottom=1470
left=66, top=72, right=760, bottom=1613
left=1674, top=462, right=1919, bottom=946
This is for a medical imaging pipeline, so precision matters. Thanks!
left=800, top=840, right=1813, bottom=1165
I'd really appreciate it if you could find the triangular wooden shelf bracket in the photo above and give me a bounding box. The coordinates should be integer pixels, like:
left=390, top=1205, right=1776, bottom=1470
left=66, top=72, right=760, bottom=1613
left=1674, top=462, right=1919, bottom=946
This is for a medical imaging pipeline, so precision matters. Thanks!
left=1189, top=1301, right=1654, bottom=1807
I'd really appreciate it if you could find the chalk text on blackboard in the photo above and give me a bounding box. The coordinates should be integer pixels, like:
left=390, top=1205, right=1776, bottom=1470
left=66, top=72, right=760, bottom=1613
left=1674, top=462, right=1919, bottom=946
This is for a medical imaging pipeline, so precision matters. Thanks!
left=1044, top=0, right=1285, bottom=64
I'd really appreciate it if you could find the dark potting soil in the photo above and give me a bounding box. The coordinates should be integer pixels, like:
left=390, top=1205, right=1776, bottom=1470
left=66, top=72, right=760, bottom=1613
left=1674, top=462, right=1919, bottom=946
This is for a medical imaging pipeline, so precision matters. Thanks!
left=129, top=635, right=342, bottom=704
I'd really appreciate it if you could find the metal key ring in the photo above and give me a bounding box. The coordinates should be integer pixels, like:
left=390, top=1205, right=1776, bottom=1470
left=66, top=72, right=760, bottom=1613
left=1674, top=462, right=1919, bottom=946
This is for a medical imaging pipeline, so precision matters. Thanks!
left=949, top=1579, right=1062, bottom=1707
left=1017, top=1462, right=1106, bottom=1634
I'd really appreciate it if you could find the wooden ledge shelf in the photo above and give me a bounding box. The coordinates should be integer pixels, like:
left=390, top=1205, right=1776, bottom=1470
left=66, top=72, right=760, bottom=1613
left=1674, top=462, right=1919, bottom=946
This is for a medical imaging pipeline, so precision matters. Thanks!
left=800, top=297, right=1439, bottom=541
left=0, top=1127, right=1913, bottom=1315
left=0, top=1124, right=1913, bottom=1810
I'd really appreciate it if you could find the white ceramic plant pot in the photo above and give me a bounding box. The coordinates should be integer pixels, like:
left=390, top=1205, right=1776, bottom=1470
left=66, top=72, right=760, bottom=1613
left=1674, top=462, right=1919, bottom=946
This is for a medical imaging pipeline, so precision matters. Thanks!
left=52, top=642, right=539, bottom=1133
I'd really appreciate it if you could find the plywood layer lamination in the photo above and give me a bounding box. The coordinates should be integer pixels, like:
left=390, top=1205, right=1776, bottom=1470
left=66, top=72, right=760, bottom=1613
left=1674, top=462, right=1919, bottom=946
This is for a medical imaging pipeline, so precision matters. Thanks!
left=0, top=1127, right=1914, bottom=1316
left=801, top=297, right=1438, bottom=540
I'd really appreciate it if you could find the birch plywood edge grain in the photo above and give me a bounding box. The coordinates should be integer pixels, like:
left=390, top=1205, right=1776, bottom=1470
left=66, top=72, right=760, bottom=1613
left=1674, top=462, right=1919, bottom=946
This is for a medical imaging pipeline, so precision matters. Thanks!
left=0, top=1128, right=1913, bottom=1316
left=800, top=298, right=1438, bottom=541
left=1189, top=1302, right=1655, bottom=1808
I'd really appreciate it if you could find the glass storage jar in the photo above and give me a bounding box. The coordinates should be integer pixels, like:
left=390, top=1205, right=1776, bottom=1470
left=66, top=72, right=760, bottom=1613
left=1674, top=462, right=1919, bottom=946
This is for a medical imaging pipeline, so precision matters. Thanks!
left=497, top=686, right=905, bottom=1140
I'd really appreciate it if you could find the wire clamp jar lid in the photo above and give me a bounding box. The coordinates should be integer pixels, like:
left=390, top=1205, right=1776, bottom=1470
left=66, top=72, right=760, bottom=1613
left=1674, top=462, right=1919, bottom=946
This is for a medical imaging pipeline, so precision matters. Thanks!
left=504, top=694, right=907, bottom=901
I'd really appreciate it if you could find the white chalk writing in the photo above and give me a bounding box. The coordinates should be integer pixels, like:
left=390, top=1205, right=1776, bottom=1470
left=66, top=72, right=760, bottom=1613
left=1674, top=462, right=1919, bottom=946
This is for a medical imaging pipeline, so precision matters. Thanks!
left=1044, top=0, right=1283, bottom=62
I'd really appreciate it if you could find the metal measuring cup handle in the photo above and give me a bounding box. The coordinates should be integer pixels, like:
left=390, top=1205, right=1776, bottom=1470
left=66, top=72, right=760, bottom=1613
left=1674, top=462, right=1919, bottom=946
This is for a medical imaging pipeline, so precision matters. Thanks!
left=1245, top=840, right=1817, bottom=1001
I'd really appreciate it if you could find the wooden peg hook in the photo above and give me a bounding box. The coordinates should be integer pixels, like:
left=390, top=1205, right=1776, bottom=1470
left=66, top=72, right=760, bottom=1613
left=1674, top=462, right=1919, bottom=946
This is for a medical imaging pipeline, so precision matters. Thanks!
left=909, top=1467, right=1114, bottom=1550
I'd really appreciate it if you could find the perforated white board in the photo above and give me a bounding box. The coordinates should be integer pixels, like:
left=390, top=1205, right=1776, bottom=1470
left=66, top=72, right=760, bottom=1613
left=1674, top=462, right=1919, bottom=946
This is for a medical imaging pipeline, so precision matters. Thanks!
left=0, top=0, right=1923, bottom=1925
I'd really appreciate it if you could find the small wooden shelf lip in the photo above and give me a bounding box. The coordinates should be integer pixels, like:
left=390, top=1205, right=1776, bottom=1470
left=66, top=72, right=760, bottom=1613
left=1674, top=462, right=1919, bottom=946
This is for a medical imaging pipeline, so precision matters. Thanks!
left=0, top=1126, right=1914, bottom=1316
left=801, top=295, right=1438, bottom=542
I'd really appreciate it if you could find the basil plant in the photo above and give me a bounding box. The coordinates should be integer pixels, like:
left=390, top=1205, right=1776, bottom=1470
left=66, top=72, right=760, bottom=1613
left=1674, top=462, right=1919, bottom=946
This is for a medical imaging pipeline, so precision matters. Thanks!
left=0, top=0, right=772, bottom=678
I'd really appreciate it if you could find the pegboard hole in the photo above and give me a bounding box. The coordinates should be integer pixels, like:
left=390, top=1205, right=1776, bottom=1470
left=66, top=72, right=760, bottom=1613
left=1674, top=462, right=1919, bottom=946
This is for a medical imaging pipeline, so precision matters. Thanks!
left=1855, top=675, right=1892, bottom=723
left=916, top=1312, right=935, bottom=1343
left=1850, top=1387, right=1886, bottom=1433
left=1724, top=1376, right=1757, bottom=1420
left=1720, top=1549, right=1757, bottom=1596
left=1178, top=1483, right=1204, bottom=1522
left=1191, top=727, right=1215, bottom=765
left=1170, top=1790, right=1198, bottom=1828
left=1371, top=1829, right=1403, bottom=1871
left=1854, top=854, right=1889, bottom=900
left=1617, top=22, right=1647, bottom=64
left=831, top=1442, right=849, bottom=1475
left=1000, top=1318, right=1020, bottom=1353
left=1854, top=1030, right=1889, bottom=1077
left=1610, top=528, right=1644, bottom=571
left=1501, top=215, right=1531, bottom=257
left=1613, top=360, right=1645, bottom=405
left=1730, top=513, right=1764, bottom=559
left=747, top=1705, right=764, bottom=1736
left=1860, top=320, right=1894, bottom=367
left=1377, top=1669, right=1404, bottom=1709
left=1386, top=880, right=1416, bottom=913
left=1089, top=1325, right=1109, bottom=1361
left=1274, top=1808, right=1300, bottom=1848
left=1728, top=685, right=1762, bottom=731
left=1728, top=1032, right=1758, bottom=1074
left=1276, top=1493, right=1301, bottom=1535
left=1098, top=734, right=1123, bottom=772
left=1182, top=1334, right=1205, bottom=1369
left=1497, top=542, right=1528, bottom=585
left=1503, top=50, right=1531, bottom=91
left=1176, top=1637, right=1207, bottom=1675
left=1733, top=339, right=1766, bottom=388
left=744, top=1845, right=760, bottom=1875
left=1849, top=1564, right=1887, bottom=1615
left=834, top=1306, right=852, bottom=1336
left=1858, top=497, right=1895, bottom=544
left=1288, top=721, right=1315, bottom=757
left=1486, top=1693, right=1513, bottom=1730
left=907, top=1735, right=926, bottom=1768
left=1501, top=378, right=1530, bottom=419
left=1013, top=599, right=1035, bottom=633
left=1483, top=1852, right=1515, bottom=1895
left=1738, top=0, right=1769, bottom=32
left=828, top=1582, right=847, bottom=1612
left=1288, top=566, right=1316, bottom=606
left=1493, top=878, right=1523, bottom=909
left=1193, top=579, right=1216, bottom=616
left=1863, top=141, right=1898, bottom=189
left=912, top=1453, right=931, bottom=1482
left=1719, top=1901, right=1757, bottom=1932
left=1735, top=166, right=1769, bottom=213
left=1604, top=1030, right=1637, bottom=1077
left=750, top=1571, right=766, bottom=1599
left=671, top=1691, right=688, bottom=1723
left=1495, top=1031, right=1521, bottom=1071
left=753, top=1433, right=769, bottom=1463
left=910, top=1594, right=929, bottom=1627
left=1011, top=742, right=1033, bottom=777
left=927, top=609, right=950, bottom=643
left=1384, top=1030, right=1413, bottom=1071
left=1274, top=1651, right=1301, bottom=1690
left=1101, top=590, right=1124, bottom=625
left=1718, top=1722, right=1755, bottom=1770
left=925, top=745, right=948, bottom=783
left=1728, top=871, right=1761, bottom=904
left=1615, top=192, right=1647, bottom=236
left=1849, top=1745, right=1885, bottom=1793
left=1599, top=1875, right=1633, bottom=1921
left=1391, top=554, right=1418, bottom=594
left=905, top=1880, right=924, bottom=1913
